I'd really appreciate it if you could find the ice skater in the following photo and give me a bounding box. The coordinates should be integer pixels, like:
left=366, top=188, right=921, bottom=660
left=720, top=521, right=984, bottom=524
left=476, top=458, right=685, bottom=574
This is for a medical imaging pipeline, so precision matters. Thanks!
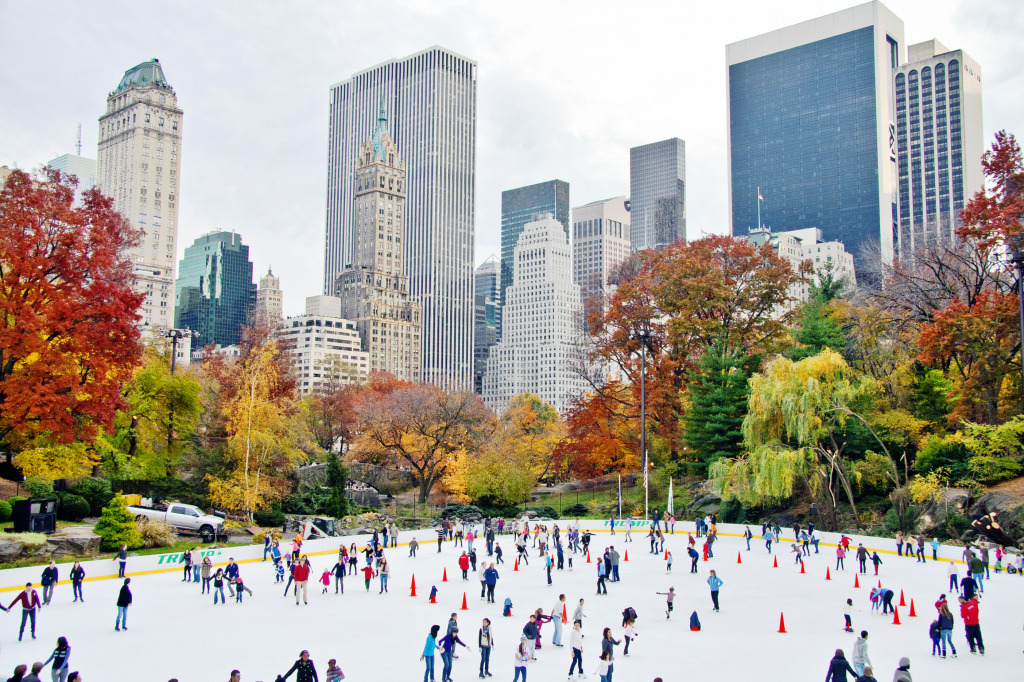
left=622, top=618, right=637, bottom=656
left=843, top=598, right=854, bottom=632
left=852, top=631, right=871, bottom=676
left=870, top=551, right=883, bottom=576
left=568, top=619, right=585, bottom=677
left=41, top=636, right=71, bottom=682
left=600, top=628, right=620, bottom=682
left=114, top=578, right=132, bottom=631
left=688, top=546, right=699, bottom=573
left=70, top=561, right=85, bottom=603
left=423, top=624, right=440, bottom=682
left=666, top=551, right=673, bottom=572
left=213, top=569, right=227, bottom=604
left=707, top=570, right=723, bottom=612
left=8, top=582, right=40, bottom=640
left=656, top=587, right=675, bottom=619
left=280, top=650, right=319, bottom=682
left=478, top=618, right=493, bottom=677
left=836, top=545, right=846, bottom=571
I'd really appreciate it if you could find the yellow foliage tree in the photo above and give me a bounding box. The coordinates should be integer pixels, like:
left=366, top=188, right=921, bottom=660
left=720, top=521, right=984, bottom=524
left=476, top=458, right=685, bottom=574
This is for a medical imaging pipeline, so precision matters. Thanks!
left=207, top=342, right=308, bottom=519
left=14, top=441, right=100, bottom=479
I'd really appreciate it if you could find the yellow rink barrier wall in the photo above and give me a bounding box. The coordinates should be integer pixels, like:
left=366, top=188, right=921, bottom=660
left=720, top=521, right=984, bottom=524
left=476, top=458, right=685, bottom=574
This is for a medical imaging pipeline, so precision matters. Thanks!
left=0, top=521, right=983, bottom=593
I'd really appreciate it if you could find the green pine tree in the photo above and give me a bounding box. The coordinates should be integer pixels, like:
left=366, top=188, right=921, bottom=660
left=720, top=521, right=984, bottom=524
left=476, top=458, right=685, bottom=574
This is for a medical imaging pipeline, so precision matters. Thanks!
left=325, top=451, right=349, bottom=519
left=681, top=344, right=752, bottom=472
left=93, top=494, right=143, bottom=551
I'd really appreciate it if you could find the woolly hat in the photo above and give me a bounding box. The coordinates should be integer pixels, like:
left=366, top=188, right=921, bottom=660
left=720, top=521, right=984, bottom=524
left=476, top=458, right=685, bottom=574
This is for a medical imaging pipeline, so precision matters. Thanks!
left=898, top=656, right=910, bottom=668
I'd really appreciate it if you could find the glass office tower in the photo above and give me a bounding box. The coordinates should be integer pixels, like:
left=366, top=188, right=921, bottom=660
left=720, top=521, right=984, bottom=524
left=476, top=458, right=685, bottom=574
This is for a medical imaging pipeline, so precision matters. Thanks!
left=629, top=139, right=685, bottom=252
left=500, top=180, right=570, bottom=304
left=174, top=231, right=256, bottom=348
left=727, top=1, right=905, bottom=269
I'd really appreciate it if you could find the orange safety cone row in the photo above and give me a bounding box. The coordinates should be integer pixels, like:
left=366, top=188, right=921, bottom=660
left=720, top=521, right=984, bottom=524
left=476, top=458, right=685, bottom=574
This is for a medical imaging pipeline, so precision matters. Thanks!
left=442, top=568, right=448, bottom=582
left=778, top=612, right=787, bottom=633
left=899, top=589, right=906, bottom=607
left=825, top=567, right=831, bottom=580
left=624, top=550, right=629, bottom=562
left=562, top=603, right=568, bottom=623
left=854, top=574, right=860, bottom=588
left=773, top=556, right=778, bottom=568
left=737, top=552, right=742, bottom=564
left=410, top=574, right=417, bottom=597
left=909, top=599, right=917, bottom=617
left=892, top=607, right=901, bottom=625
left=461, top=592, right=468, bottom=610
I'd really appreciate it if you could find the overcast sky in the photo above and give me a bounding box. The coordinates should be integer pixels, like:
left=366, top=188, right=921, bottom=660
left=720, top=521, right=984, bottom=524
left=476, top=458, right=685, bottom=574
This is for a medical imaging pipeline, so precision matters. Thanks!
left=2, top=0, right=1021, bottom=315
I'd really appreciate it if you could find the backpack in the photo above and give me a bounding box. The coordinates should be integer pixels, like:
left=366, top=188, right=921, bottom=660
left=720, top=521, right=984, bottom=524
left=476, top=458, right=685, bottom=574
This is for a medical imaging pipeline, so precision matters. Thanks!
left=622, top=607, right=637, bottom=622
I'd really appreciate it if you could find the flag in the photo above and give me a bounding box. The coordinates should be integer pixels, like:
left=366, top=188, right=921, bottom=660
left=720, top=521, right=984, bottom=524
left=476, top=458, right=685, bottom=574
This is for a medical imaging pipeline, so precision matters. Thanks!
left=667, top=478, right=674, bottom=516
left=643, top=463, right=648, bottom=490
left=758, top=193, right=764, bottom=202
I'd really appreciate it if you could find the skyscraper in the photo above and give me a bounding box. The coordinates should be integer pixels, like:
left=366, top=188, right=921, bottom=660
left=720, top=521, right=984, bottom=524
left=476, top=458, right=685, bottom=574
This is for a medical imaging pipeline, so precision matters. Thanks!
left=275, top=296, right=369, bottom=396
left=46, top=153, right=97, bottom=203
left=629, top=139, right=685, bottom=251
left=894, top=40, right=983, bottom=258
left=572, top=196, right=631, bottom=307
left=255, top=267, right=284, bottom=325
left=174, top=231, right=256, bottom=348
left=334, top=104, right=422, bottom=383
left=325, top=46, right=476, bottom=387
left=500, top=180, right=570, bottom=304
left=727, top=1, right=905, bottom=268
left=97, top=58, right=183, bottom=330
left=482, top=214, right=587, bottom=414
left=473, top=255, right=500, bottom=394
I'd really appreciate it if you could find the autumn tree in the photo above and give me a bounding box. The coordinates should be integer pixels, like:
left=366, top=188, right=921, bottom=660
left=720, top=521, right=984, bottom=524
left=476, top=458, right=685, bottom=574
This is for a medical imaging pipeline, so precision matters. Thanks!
left=0, top=169, right=144, bottom=462
left=554, top=382, right=639, bottom=479
left=353, top=383, right=492, bottom=502
left=207, top=341, right=310, bottom=519
left=302, top=383, right=359, bottom=453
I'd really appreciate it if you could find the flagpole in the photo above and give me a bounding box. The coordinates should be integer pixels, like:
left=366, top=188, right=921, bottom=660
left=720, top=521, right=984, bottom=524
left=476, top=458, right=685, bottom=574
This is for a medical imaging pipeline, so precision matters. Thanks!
left=757, top=186, right=761, bottom=231
left=618, top=474, right=621, bottom=521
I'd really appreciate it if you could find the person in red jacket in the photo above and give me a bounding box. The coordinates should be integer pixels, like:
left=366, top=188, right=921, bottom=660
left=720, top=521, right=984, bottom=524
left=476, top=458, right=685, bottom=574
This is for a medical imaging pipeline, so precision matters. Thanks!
left=958, top=596, right=984, bottom=655
left=293, top=556, right=311, bottom=606
left=361, top=563, right=376, bottom=591
left=459, top=551, right=470, bottom=580
left=8, top=582, right=41, bottom=641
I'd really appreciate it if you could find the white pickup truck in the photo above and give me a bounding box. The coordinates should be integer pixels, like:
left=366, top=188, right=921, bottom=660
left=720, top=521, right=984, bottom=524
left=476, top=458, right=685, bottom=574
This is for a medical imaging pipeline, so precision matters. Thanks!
left=127, top=502, right=225, bottom=541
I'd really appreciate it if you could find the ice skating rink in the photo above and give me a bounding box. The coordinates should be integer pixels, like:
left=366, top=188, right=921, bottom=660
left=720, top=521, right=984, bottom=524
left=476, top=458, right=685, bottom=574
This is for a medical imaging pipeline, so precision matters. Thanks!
left=0, top=522, right=1020, bottom=681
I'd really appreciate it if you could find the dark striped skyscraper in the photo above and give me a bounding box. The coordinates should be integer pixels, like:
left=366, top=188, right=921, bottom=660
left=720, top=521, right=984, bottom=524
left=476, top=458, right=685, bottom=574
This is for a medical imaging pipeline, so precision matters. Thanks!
left=324, top=46, right=477, bottom=388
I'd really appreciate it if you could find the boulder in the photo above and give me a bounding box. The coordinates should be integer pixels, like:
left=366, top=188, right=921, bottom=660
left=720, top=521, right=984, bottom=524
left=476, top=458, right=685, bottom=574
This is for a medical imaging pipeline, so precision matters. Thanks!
left=970, top=492, right=1021, bottom=517
left=916, top=488, right=972, bottom=536
left=0, top=539, right=21, bottom=563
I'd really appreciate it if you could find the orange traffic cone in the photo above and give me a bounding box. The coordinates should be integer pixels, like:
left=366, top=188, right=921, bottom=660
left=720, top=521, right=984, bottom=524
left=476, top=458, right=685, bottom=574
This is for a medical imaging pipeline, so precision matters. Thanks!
left=562, top=603, right=568, bottom=623
left=442, top=568, right=448, bottom=582
left=826, top=567, right=831, bottom=580
left=899, top=589, right=906, bottom=607
left=800, top=560, right=806, bottom=574
left=624, top=550, right=629, bottom=562
left=664, top=550, right=668, bottom=560
left=773, top=556, right=778, bottom=568
left=514, top=559, right=519, bottom=571
left=737, top=552, right=742, bottom=564
left=410, top=574, right=417, bottom=597
left=854, top=574, right=860, bottom=588
left=778, top=612, right=787, bottom=633
left=892, top=607, right=901, bottom=625
left=877, top=579, right=882, bottom=588
left=909, top=599, right=917, bottom=617
left=430, top=590, right=437, bottom=604
left=587, top=552, right=591, bottom=563
left=461, top=592, right=468, bottom=610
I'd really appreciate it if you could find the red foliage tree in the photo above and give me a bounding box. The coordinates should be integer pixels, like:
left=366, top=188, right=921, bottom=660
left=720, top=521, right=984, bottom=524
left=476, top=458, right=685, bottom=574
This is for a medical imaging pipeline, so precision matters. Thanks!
left=0, top=169, right=143, bottom=457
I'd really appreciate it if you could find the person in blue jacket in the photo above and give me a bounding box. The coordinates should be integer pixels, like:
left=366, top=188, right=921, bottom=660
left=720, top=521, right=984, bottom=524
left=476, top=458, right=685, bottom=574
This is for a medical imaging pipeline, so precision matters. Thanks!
left=224, top=558, right=240, bottom=597
left=707, top=570, right=723, bottom=612
left=438, top=626, right=469, bottom=682
left=688, top=546, right=699, bottom=574
left=40, top=561, right=59, bottom=606
left=423, top=624, right=440, bottom=682
left=483, top=563, right=499, bottom=603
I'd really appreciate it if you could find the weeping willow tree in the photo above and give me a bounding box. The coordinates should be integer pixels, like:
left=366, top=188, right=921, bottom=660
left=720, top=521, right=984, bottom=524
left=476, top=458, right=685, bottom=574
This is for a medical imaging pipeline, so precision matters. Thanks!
left=712, top=348, right=887, bottom=530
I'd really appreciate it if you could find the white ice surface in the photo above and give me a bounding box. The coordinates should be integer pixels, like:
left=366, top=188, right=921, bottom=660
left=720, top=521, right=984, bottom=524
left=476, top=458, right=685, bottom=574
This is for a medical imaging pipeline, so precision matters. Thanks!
left=0, top=522, right=1021, bottom=681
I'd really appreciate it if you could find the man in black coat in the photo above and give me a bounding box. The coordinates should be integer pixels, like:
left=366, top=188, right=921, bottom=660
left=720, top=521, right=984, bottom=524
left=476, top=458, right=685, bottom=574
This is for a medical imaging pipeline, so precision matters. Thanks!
left=825, top=649, right=857, bottom=682
left=115, top=578, right=132, bottom=631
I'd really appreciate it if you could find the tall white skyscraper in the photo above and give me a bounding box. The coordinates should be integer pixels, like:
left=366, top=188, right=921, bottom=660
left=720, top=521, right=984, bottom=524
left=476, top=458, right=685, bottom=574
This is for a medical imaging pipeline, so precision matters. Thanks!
left=325, top=46, right=477, bottom=387
left=482, top=214, right=588, bottom=414
left=572, top=196, right=631, bottom=307
left=894, top=40, right=983, bottom=257
left=97, top=58, right=183, bottom=331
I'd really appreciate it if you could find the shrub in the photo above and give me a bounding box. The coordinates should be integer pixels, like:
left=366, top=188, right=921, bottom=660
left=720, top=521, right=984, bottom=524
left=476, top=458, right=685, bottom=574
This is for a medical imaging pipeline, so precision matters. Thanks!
left=915, top=434, right=972, bottom=479
left=527, top=505, right=559, bottom=519
left=719, top=499, right=747, bottom=524
left=562, top=503, right=589, bottom=517
left=6, top=496, right=25, bottom=507
left=93, top=495, right=143, bottom=551
left=0, top=499, right=10, bottom=522
left=253, top=506, right=286, bottom=528
left=137, top=518, right=177, bottom=548
left=57, top=493, right=91, bottom=522
left=284, top=484, right=334, bottom=516
left=23, top=476, right=54, bottom=498
left=68, top=477, right=115, bottom=517
left=884, top=505, right=921, bottom=534
left=968, top=455, right=1022, bottom=484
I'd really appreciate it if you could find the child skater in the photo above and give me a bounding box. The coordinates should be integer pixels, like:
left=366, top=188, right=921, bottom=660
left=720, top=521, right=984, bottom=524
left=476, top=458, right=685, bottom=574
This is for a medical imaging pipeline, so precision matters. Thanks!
left=843, top=598, right=854, bottom=632
left=320, top=569, right=331, bottom=594
left=656, top=587, right=675, bottom=619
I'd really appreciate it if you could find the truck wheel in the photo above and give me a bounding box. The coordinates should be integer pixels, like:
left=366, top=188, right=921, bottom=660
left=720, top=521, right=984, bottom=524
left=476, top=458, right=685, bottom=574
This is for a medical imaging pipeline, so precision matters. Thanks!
left=200, top=525, right=214, bottom=542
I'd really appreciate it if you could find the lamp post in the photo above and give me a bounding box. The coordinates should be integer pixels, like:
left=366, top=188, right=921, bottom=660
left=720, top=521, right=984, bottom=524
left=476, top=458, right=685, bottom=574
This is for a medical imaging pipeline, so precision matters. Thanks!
left=635, top=325, right=652, bottom=522
left=163, top=328, right=194, bottom=450
left=1011, top=251, right=1024, bottom=414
